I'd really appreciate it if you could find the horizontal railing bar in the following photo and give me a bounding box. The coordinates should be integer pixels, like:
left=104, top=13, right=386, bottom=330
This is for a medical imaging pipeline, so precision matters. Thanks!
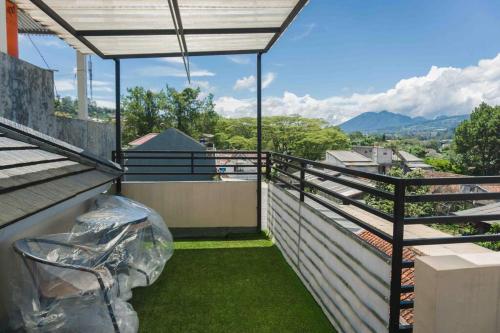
left=403, top=234, right=500, bottom=246
left=405, top=192, right=500, bottom=202
left=399, top=324, right=413, bottom=332
left=274, top=158, right=303, bottom=170
left=120, top=150, right=266, bottom=154
left=123, top=156, right=260, bottom=160
left=302, top=178, right=396, bottom=223
left=404, top=176, right=500, bottom=186
left=123, top=164, right=256, bottom=168
left=271, top=152, right=400, bottom=184
left=399, top=300, right=414, bottom=309
left=272, top=176, right=394, bottom=243
left=273, top=165, right=395, bottom=222
left=401, top=260, right=415, bottom=269
left=124, top=172, right=258, bottom=175
left=401, top=285, right=415, bottom=293
left=305, top=167, right=395, bottom=200
left=405, top=214, right=500, bottom=225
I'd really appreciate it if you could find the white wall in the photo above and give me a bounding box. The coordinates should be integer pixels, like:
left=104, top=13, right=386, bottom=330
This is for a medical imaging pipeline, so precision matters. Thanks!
left=268, top=184, right=391, bottom=333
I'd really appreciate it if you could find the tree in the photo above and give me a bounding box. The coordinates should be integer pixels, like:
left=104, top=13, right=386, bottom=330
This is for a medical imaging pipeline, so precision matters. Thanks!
left=453, top=103, right=500, bottom=175
left=366, top=167, right=434, bottom=217
left=121, top=87, right=168, bottom=144
left=294, top=127, right=350, bottom=160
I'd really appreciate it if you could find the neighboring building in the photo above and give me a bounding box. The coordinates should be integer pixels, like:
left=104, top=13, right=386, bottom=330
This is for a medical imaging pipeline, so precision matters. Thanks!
left=396, top=150, right=433, bottom=172
left=128, top=133, right=159, bottom=147
left=352, top=146, right=393, bottom=173
left=325, top=150, right=379, bottom=173
left=453, top=202, right=500, bottom=231
left=217, top=152, right=258, bottom=180
left=124, top=128, right=216, bottom=181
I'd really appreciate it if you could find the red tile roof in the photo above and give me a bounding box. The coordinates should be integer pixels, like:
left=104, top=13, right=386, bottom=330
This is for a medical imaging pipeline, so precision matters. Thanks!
left=357, top=230, right=421, bottom=325
left=128, top=133, right=159, bottom=146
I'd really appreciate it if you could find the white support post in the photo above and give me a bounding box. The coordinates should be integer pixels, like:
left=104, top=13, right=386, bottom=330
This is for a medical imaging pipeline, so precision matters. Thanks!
left=0, top=0, right=7, bottom=54
left=76, top=50, right=88, bottom=119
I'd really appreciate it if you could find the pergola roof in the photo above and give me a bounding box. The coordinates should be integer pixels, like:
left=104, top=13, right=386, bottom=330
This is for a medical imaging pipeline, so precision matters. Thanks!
left=14, top=0, right=308, bottom=59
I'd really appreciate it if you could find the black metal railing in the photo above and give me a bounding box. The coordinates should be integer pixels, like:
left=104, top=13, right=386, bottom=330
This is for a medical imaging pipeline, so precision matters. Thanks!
left=111, top=149, right=500, bottom=332
left=269, top=152, right=500, bottom=333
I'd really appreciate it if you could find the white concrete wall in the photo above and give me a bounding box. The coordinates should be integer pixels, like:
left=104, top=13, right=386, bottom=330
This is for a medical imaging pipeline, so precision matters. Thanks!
left=268, top=184, right=391, bottom=333
left=121, top=181, right=257, bottom=229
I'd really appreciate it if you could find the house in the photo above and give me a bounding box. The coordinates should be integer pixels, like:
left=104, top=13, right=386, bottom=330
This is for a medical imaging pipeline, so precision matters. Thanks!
left=325, top=150, right=379, bottom=173
left=124, top=128, right=216, bottom=182
left=396, top=150, right=433, bottom=172
left=352, top=146, right=393, bottom=173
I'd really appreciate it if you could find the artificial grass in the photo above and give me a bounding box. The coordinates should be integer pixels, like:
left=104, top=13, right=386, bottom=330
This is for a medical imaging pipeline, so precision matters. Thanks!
left=131, top=234, right=336, bottom=333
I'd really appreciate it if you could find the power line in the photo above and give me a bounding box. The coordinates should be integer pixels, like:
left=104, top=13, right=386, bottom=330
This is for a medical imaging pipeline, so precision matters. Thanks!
left=26, top=34, right=59, bottom=98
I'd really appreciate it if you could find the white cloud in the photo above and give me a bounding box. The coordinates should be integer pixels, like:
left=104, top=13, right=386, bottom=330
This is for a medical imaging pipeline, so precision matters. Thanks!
left=185, top=80, right=217, bottom=99
left=159, top=57, right=185, bottom=64
left=90, top=80, right=113, bottom=93
left=291, top=23, right=316, bottom=41
left=94, top=100, right=116, bottom=109
left=226, top=55, right=251, bottom=65
left=233, top=72, right=276, bottom=91
left=217, top=53, right=500, bottom=124
left=55, top=79, right=75, bottom=92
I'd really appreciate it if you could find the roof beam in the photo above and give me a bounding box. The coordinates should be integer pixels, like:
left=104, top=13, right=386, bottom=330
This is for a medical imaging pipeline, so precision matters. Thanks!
left=76, top=27, right=280, bottom=37
left=28, top=0, right=105, bottom=58
left=102, top=49, right=263, bottom=59
left=264, top=0, right=309, bottom=52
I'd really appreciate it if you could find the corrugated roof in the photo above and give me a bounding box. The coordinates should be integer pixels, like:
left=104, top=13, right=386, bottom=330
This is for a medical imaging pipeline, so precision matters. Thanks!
left=398, top=151, right=422, bottom=162
left=326, top=150, right=379, bottom=166
left=18, top=8, right=53, bottom=34
left=0, top=119, right=120, bottom=228
left=357, top=230, right=420, bottom=325
left=128, top=133, right=159, bottom=146
left=453, top=202, right=500, bottom=225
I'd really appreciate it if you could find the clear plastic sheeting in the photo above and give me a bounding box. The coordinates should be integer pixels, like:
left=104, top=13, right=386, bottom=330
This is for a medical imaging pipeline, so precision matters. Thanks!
left=10, top=195, right=173, bottom=333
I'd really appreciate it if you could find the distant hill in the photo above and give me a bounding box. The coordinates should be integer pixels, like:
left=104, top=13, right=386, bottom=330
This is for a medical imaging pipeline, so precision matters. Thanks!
left=338, top=111, right=468, bottom=134
left=339, top=111, right=421, bottom=132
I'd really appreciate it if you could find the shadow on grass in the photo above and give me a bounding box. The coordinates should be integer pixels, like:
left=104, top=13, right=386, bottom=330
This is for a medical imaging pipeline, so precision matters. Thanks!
left=131, top=234, right=336, bottom=333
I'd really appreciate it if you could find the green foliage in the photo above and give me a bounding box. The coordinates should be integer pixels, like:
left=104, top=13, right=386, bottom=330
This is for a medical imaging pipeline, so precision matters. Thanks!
left=366, top=167, right=434, bottom=217
left=424, top=157, right=456, bottom=172
left=432, top=223, right=500, bottom=251
left=54, top=96, right=114, bottom=121
left=121, top=86, right=218, bottom=145
left=453, top=102, right=500, bottom=175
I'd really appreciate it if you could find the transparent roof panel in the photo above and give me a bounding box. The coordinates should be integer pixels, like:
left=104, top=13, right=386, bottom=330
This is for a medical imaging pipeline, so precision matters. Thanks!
left=13, top=0, right=306, bottom=57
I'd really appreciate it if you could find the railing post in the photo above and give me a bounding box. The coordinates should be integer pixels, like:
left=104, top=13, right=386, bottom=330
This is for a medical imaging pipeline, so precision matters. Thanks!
left=190, top=152, right=195, bottom=174
left=299, top=162, right=305, bottom=202
left=389, top=179, right=406, bottom=333
left=265, top=152, right=271, bottom=180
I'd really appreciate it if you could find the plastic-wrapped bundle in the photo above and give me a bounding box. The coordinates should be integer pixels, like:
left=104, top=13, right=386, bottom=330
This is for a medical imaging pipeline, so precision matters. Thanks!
left=72, top=195, right=174, bottom=298
left=12, top=233, right=138, bottom=333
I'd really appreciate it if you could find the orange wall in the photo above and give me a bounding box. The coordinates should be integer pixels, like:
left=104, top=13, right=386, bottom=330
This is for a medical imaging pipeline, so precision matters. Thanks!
left=6, top=0, right=18, bottom=58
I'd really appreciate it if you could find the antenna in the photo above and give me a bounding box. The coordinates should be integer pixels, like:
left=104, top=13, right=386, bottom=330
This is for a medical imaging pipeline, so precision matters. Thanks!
left=88, top=55, right=93, bottom=101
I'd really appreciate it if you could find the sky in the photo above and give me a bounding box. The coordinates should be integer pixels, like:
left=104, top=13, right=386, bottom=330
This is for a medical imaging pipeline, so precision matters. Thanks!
left=18, top=0, right=500, bottom=125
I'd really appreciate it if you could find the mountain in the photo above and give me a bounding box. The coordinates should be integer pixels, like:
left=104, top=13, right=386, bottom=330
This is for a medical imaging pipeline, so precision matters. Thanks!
left=339, top=111, right=420, bottom=133
left=338, top=111, right=469, bottom=135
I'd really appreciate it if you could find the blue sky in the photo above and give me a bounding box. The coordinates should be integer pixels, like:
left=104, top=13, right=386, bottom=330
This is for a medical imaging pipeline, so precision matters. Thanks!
left=18, top=0, right=500, bottom=124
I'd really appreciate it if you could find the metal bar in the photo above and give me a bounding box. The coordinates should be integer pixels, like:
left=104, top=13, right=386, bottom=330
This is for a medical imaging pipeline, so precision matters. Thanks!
left=401, top=260, right=414, bottom=269
left=264, top=0, right=309, bottom=52
left=272, top=152, right=400, bottom=184
left=190, top=152, right=194, bottom=174
left=406, top=191, right=500, bottom=202
left=399, top=300, right=414, bottom=310
left=389, top=180, right=406, bottom=333
left=399, top=324, right=413, bottom=332
left=256, top=52, right=263, bottom=231
left=168, top=0, right=190, bottom=82
left=122, top=150, right=263, bottom=154
left=77, top=27, right=280, bottom=36
left=114, top=59, right=122, bottom=195
left=299, top=162, right=305, bottom=202
left=304, top=167, right=395, bottom=200
left=265, top=152, right=272, bottom=180
left=404, top=175, right=500, bottom=186
left=123, top=164, right=255, bottom=168
left=405, top=214, right=500, bottom=225
left=123, top=156, right=258, bottom=160
left=124, top=172, right=259, bottom=176
left=28, top=0, right=106, bottom=58
left=0, top=146, right=40, bottom=151
left=404, top=234, right=500, bottom=246
left=103, top=49, right=264, bottom=59
left=401, top=285, right=415, bottom=293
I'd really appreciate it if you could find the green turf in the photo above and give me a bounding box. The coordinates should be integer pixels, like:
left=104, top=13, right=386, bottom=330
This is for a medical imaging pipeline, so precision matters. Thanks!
left=131, top=234, right=336, bottom=333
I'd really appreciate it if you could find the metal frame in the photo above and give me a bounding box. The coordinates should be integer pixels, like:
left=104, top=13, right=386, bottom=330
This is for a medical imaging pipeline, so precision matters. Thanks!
left=26, top=0, right=308, bottom=59
left=269, top=153, right=500, bottom=333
